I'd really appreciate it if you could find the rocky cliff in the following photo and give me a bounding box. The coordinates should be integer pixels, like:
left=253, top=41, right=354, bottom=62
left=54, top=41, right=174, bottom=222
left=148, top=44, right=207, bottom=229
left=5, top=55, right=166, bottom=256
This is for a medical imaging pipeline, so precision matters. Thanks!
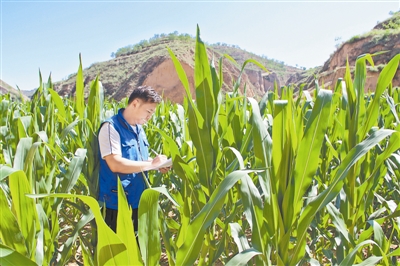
left=290, top=12, right=400, bottom=92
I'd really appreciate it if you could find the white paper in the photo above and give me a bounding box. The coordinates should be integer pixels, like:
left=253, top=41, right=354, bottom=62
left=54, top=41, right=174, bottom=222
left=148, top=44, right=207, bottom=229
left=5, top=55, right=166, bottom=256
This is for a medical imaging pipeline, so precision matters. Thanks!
left=154, top=158, right=172, bottom=170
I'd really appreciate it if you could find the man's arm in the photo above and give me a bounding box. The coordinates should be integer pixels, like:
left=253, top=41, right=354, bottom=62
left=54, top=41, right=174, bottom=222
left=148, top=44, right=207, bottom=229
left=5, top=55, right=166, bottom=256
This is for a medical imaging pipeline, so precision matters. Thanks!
left=99, top=122, right=170, bottom=174
left=104, top=153, right=168, bottom=174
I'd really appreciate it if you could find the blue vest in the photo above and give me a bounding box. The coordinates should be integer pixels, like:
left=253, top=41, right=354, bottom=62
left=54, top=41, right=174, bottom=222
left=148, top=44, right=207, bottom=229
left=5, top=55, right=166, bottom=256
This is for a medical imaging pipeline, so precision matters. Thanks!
left=98, top=108, right=149, bottom=209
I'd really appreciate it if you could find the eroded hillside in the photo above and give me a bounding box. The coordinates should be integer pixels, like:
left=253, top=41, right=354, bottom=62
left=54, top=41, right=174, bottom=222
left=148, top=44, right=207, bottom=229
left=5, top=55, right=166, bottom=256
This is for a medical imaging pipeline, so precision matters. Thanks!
left=289, top=12, right=400, bottom=91
left=53, top=39, right=304, bottom=103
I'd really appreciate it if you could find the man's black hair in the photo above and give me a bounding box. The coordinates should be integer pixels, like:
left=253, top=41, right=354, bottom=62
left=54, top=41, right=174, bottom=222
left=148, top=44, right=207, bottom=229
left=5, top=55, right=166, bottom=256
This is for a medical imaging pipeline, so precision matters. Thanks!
left=128, top=85, right=162, bottom=104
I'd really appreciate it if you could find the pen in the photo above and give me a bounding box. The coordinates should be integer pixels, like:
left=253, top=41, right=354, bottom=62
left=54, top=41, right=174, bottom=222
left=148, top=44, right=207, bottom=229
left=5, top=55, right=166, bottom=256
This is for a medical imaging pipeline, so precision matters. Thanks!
left=150, top=148, right=159, bottom=156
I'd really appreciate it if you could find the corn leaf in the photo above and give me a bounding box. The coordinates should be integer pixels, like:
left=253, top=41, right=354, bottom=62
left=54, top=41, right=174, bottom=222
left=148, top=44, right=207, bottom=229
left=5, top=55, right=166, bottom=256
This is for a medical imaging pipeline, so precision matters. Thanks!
left=28, top=194, right=128, bottom=265
left=360, top=54, right=400, bottom=139
left=17, top=116, right=32, bottom=139
left=167, top=47, right=191, bottom=99
left=0, top=244, right=37, bottom=266
left=0, top=165, right=18, bottom=181
left=48, top=88, right=66, bottom=119
left=292, top=89, right=332, bottom=221
left=339, top=240, right=384, bottom=266
left=57, top=148, right=86, bottom=193
left=0, top=188, right=27, bottom=255
left=248, top=97, right=272, bottom=197
left=326, top=203, right=355, bottom=245
left=13, top=137, right=32, bottom=171
left=8, top=170, right=39, bottom=257
left=176, top=170, right=256, bottom=265
left=116, top=178, right=142, bottom=265
left=138, top=189, right=161, bottom=266
left=194, top=24, right=215, bottom=131
left=229, top=223, right=250, bottom=252
left=58, top=208, right=95, bottom=266
left=353, top=256, right=383, bottom=266
left=225, top=248, right=263, bottom=266
left=75, top=53, right=84, bottom=119
left=272, top=100, right=289, bottom=192
left=35, top=204, right=52, bottom=265
left=293, top=129, right=395, bottom=264
left=238, top=173, right=266, bottom=255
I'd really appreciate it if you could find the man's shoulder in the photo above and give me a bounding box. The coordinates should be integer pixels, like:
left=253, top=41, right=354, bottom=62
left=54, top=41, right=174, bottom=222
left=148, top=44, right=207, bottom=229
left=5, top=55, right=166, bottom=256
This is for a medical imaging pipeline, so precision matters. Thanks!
left=101, top=115, right=117, bottom=127
left=98, top=118, right=118, bottom=136
left=98, top=120, right=120, bottom=141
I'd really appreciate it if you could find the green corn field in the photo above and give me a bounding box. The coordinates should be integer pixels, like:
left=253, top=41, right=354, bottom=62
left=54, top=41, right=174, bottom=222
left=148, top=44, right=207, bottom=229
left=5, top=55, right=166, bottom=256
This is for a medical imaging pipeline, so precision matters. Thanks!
left=1, top=26, right=400, bottom=266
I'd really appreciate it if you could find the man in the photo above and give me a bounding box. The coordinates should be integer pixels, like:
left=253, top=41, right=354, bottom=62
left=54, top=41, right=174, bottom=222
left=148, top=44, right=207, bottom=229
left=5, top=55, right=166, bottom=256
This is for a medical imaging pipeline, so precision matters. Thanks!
left=98, top=85, right=170, bottom=232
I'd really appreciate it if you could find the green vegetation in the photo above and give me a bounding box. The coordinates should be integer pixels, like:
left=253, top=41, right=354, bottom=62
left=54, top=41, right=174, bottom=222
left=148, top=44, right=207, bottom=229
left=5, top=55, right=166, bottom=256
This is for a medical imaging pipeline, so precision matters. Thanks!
left=111, top=31, right=194, bottom=58
left=110, top=31, right=302, bottom=80
left=1, top=27, right=400, bottom=266
left=382, top=11, right=400, bottom=30
left=368, top=64, right=386, bottom=72
left=346, top=11, right=400, bottom=45
left=113, top=31, right=299, bottom=72
left=209, top=44, right=291, bottom=77
left=348, top=34, right=362, bottom=43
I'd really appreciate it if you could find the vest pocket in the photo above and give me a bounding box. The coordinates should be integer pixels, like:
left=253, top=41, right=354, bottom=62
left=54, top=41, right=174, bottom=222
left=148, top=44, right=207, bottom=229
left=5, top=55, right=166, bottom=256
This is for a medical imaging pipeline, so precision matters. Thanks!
left=121, top=139, right=139, bottom=160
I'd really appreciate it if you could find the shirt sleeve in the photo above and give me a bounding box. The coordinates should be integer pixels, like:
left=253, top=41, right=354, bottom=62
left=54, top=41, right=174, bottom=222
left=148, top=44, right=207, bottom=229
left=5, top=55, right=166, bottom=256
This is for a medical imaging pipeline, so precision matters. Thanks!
left=98, top=122, right=122, bottom=158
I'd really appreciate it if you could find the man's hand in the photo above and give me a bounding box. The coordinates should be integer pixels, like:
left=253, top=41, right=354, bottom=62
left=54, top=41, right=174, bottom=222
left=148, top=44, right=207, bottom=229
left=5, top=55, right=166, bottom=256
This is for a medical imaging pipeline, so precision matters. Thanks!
left=158, top=167, right=172, bottom=174
left=151, top=155, right=172, bottom=173
left=151, top=154, right=167, bottom=167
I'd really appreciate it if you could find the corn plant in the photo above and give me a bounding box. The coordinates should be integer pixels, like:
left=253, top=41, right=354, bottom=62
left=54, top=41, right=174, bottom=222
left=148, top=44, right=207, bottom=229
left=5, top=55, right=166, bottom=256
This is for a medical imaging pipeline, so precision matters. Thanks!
left=0, top=54, right=104, bottom=265
left=1, top=25, right=399, bottom=266
left=144, top=39, right=400, bottom=266
left=139, top=28, right=400, bottom=265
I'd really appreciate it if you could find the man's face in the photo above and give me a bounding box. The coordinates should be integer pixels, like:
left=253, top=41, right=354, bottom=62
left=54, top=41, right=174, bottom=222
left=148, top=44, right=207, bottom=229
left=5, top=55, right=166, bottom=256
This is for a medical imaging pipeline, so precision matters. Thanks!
left=131, top=99, right=157, bottom=125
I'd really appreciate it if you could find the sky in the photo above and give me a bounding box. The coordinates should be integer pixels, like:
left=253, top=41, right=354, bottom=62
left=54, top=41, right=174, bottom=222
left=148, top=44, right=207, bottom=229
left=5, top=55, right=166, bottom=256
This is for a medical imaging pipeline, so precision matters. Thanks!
left=1, top=0, right=400, bottom=91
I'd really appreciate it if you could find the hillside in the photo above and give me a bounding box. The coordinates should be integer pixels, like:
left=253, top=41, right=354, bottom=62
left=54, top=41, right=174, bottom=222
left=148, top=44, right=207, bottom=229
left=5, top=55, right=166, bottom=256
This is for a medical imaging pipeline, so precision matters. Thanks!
left=53, top=36, right=304, bottom=103
left=0, top=79, right=30, bottom=101
left=289, top=12, right=400, bottom=91
left=53, top=11, right=400, bottom=103
left=4, top=12, right=399, bottom=103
